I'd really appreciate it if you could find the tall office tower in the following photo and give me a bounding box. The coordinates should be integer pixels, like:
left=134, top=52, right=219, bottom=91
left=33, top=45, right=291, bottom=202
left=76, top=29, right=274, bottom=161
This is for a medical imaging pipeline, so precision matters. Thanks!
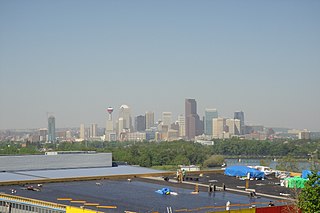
left=162, top=112, right=172, bottom=127
left=178, top=114, right=186, bottom=138
left=135, top=115, right=146, bottom=132
left=234, top=111, right=245, bottom=134
left=213, top=118, right=226, bottom=139
left=118, top=104, right=132, bottom=134
left=89, top=123, right=98, bottom=138
left=47, top=116, right=56, bottom=142
left=80, top=124, right=85, bottom=140
left=185, top=98, right=201, bottom=140
left=204, top=109, right=218, bottom=136
left=145, top=111, right=154, bottom=129
left=226, top=119, right=241, bottom=135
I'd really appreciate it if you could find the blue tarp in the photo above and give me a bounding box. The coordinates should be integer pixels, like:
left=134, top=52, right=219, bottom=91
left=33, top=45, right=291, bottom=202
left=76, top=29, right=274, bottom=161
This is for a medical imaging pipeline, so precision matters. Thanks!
left=155, top=187, right=171, bottom=195
left=301, top=170, right=320, bottom=179
left=224, top=165, right=265, bottom=179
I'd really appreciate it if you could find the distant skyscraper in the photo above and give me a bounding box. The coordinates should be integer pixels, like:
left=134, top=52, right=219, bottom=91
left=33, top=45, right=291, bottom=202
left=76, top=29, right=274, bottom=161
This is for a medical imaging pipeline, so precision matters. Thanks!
left=39, top=128, right=48, bottom=142
left=178, top=114, right=186, bottom=138
left=234, top=111, right=245, bottom=134
left=213, top=118, right=226, bottom=139
left=185, top=98, right=201, bottom=140
left=118, top=104, right=132, bottom=135
left=204, top=109, right=218, bottom=136
left=89, top=123, right=98, bottom=138
left=145, top=111, right=154, bottom=129
left=226, top=119, right=241, bottom=135
left=80, top=124, right=85, bottom=140
left=47, top=116, right=55, bottom=142
left=105, top=107, right=114, bottom=135
left=135, top=115, right=146, bottom=132
left=162, top=112, right=172, bottom=127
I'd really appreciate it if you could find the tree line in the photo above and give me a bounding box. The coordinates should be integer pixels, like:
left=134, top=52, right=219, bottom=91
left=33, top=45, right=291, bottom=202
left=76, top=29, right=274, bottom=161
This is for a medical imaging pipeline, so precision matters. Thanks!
left=1, top=139, right=319, bottom=169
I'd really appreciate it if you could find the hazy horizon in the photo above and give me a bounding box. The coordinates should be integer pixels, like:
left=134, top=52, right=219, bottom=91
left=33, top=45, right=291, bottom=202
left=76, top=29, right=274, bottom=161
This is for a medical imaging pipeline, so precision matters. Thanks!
left=1, top=1, right=319, bottom=131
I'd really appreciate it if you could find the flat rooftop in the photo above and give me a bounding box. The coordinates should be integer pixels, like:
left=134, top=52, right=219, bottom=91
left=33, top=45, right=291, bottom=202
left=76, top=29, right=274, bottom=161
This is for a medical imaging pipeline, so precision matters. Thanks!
left=0, top=166, right=165, bottom=183
left=0, top=178, right=282, bottom=213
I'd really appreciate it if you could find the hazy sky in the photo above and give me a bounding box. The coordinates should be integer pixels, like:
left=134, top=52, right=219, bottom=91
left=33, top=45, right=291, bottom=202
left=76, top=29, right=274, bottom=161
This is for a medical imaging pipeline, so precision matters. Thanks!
left=0, top=0, right=319, bottom=131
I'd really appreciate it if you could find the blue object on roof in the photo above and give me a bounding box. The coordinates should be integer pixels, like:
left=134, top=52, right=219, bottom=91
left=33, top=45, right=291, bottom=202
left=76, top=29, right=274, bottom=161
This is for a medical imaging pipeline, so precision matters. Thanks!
left=224, top=165, right=265, bottom=179
left=302, top=170, right=320, bottom=179
left=155, top=187, right=171, bottom=195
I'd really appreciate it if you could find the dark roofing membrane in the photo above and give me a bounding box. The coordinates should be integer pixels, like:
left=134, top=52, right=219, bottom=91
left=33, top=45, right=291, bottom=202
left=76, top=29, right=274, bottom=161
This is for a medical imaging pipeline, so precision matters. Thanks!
left=0, top=179, right=275, bottom=212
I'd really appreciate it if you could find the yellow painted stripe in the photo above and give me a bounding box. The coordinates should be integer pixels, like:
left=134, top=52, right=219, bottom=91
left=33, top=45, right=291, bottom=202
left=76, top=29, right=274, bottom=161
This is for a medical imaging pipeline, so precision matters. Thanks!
left=57, top=198, right=72, bottom=201
left=70, top=200, right=86, bottom=203
left=84, top=203, right=100, bottom=206
left=97, top=205, right=117, bottom=209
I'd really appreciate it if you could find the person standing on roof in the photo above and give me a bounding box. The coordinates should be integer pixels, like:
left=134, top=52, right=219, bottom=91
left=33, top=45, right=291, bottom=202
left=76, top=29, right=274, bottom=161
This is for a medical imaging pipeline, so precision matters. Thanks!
left=182, top=169, right=186, bottom=181
left=226, top=201, right=231, bottom=211
left=268, top=201, right=275, bottom=206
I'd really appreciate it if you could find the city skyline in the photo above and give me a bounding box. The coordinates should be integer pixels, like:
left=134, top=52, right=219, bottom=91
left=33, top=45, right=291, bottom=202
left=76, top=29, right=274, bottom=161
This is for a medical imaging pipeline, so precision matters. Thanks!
left=0, top=101, right=316, bottom=132
left=1, top=1, right=320, bottom=131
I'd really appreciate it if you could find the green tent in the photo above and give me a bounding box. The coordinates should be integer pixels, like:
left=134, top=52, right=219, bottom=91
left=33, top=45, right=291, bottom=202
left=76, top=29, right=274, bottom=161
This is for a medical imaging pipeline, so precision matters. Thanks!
left=286, top=176, right=308, bottom=188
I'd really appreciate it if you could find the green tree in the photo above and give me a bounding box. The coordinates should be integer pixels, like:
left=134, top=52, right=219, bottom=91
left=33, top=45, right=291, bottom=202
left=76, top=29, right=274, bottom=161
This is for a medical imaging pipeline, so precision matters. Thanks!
left=276, top=155, right=299, bottom=172
left=298, top=171, right=320, bottom=212
left=203, top=155, right=225, bottom=168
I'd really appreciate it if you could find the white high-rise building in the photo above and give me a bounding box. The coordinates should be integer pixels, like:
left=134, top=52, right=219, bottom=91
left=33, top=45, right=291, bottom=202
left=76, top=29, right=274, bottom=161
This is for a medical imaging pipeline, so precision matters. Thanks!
left=162, top=112, right=172, bottom=127
left=80, top=124, right=85, bottom=140
left=89, top=123, right=98, bottom=138
left=226, top=119, right=241, bottom=136
left=118, top=105, right=132, bottom=135
left=213, top=118, right=226, bottom=139
left=145, top=111, right=154, bottom=129
left=178, top=114, right=186, bottom=138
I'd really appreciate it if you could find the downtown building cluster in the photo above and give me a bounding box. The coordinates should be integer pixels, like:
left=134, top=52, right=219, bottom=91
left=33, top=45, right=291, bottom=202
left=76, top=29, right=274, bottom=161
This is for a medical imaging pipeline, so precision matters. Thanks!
left=43, top=99, right=268, bottom=142
left=1, top=98, right=320, bottom=143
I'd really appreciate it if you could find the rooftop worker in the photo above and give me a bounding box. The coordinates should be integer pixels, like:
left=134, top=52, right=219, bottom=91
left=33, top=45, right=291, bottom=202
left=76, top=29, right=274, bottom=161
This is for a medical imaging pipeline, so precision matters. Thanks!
left=268, top=201, right=275, bottom=206
left=226, top=200, right=231, bottom=211
left=182, top=169, right=186, bottom=181
left=178, top=169, right=183, bottom=183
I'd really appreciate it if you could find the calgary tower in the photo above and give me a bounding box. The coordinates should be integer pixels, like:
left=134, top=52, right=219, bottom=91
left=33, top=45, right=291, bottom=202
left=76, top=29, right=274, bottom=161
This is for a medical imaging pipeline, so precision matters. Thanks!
left=105, top=107, right=114, bottom=141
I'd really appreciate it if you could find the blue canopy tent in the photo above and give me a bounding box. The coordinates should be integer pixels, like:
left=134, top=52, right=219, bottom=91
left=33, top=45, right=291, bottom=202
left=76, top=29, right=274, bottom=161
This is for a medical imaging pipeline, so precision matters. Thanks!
left=301, top=170, right=320, bottom=179
left=224, top=165, right=265, bottom=179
